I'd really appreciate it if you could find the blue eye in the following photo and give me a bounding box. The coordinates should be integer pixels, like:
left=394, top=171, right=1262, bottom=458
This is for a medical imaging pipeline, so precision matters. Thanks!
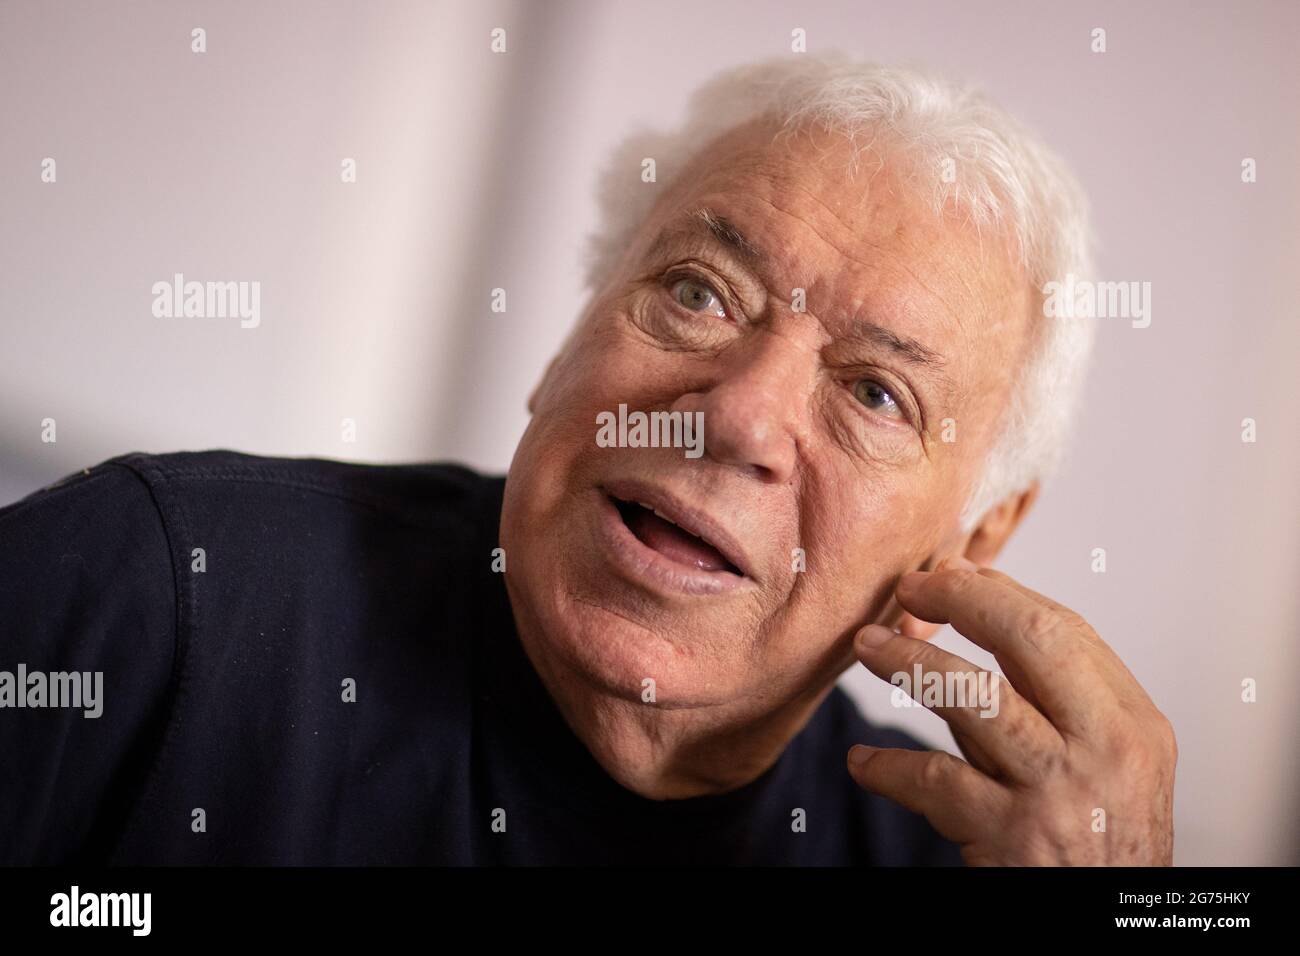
left=670, top=277, right=727, bottom=318
left=853, top=379, right=903, bottom=419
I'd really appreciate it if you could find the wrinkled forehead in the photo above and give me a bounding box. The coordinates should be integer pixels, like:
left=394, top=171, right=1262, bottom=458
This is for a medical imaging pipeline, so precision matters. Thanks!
left=637, top=118, right=1033, bottom=364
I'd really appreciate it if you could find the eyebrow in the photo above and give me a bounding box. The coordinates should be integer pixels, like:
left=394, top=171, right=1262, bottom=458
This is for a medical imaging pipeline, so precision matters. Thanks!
left=646, top=206, right=771, bottom=274
left=841, top=320, right=946, bottom=371
left=693, top=207, right=770, bottom=271
left=653, top=206, right=949, bottom=377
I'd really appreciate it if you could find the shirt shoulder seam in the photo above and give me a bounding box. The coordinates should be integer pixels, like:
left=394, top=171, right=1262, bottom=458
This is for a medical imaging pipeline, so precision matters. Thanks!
left=107, top=454, right=488, bottom=537
left=94, top=458, right=196, bottom=859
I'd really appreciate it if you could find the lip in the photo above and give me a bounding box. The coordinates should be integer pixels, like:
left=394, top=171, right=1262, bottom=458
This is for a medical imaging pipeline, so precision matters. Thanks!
left=596, top=477, right=758, bottom=595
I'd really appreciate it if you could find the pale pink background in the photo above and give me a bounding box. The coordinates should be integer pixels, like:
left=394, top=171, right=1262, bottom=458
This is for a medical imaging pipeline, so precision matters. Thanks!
left=1, top=0, right=1297, bottom=864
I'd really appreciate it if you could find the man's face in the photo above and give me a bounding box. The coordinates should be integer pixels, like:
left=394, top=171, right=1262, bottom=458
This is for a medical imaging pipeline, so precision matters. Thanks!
left=500, top=118, right=1036, bottom=714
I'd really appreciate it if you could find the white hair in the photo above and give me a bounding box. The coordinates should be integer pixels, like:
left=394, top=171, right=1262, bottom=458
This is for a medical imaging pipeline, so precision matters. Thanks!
left=584, top=54, right=1097, bottom=531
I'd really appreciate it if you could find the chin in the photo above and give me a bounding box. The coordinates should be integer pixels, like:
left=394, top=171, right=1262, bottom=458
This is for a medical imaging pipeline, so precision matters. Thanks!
left=525, top=553, right=749, bottom=707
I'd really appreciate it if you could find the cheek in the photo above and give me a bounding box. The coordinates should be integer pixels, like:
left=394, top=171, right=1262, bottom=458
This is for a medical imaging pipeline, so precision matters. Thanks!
left=797, top=469, right=947, bottom=587
left=514, top=312, right=674, bottom=493
left=527, top=325, right=631, bottom=435
left=775, top=484, right=925, bottom=641
left=569, top=307, right=713, bottom=416
left=554, top=307, right=660, bottom=393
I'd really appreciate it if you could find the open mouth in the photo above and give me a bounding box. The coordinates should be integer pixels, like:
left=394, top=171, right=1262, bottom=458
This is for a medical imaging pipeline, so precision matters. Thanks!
left=610, top=495, right=743, bottom=576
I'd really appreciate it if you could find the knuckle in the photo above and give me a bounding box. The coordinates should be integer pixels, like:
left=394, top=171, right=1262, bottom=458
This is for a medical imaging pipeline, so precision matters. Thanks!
left=919, top=751, right=957, bottom=789
left=1105, top=707, right=1177, bottom=768
left=1034, top=745, right=1068, bottom=782
left=1019, top=607, right=1062, bottom=652
left=1107, top=725, right=1150, bottom=768
left=1003, top=713, right=1066, bottom=782
left=1057, top=607, right=1090, bottom=632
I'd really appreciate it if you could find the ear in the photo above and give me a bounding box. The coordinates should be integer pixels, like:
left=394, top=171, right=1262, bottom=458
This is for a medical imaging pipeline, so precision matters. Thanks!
left=892, top=481, right=1040, bottom=641
left=963, top=480, right=1039, bottom=566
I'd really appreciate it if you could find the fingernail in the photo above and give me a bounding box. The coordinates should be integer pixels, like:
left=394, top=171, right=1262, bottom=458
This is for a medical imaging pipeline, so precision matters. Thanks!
left=848, top=745, right=876, bottom=767
left=855, top=623, right=893, bottom=651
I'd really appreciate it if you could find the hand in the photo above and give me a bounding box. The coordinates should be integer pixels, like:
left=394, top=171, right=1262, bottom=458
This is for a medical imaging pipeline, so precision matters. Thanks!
left=846, top=556, right=1177, bottom=865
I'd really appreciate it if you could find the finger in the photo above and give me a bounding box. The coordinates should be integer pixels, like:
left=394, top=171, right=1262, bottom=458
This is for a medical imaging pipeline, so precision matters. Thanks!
left=967, top=565, right=1091, bottom=637
left=972, top=565, right=1154, bottom=712
left=846, top=744, right=1006, bottom=845
left=936, top=557, right=1101, bottom=650
left=894, top=568, right=1114, bottom=734
left=855, top=624, right=1064, bottom=785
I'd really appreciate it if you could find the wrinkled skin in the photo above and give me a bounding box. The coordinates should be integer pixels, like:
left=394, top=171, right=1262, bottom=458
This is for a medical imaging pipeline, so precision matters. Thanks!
left=851, top=557, right=1176, bottom=865
left=498, top=117, right=1176, bottom=864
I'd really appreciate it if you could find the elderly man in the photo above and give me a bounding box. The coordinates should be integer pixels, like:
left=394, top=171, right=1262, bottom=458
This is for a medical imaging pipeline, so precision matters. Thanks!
left=0, top=56, right=1175, bottom=866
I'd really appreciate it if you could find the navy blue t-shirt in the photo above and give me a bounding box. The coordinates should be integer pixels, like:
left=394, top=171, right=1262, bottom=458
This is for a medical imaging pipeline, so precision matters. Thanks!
left=0, top=450, right=963, bottom=865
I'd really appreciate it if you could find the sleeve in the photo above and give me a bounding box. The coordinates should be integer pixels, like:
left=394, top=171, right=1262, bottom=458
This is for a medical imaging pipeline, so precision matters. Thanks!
left=0, top=462, right=177, bottom=863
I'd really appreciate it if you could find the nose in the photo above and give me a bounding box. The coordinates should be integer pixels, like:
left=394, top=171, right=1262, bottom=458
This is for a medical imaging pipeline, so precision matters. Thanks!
left=670, top=330, right=810, bottom=484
